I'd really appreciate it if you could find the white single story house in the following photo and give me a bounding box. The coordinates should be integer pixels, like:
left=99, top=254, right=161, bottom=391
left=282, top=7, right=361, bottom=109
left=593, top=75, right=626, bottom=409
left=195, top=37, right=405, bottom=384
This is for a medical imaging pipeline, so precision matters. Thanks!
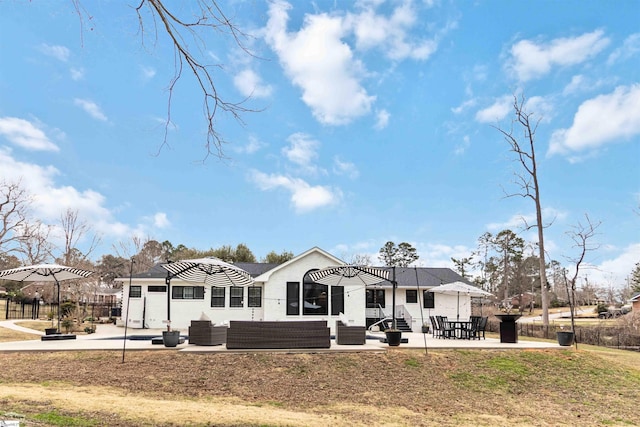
left=117, top=247, right=477, bottom=333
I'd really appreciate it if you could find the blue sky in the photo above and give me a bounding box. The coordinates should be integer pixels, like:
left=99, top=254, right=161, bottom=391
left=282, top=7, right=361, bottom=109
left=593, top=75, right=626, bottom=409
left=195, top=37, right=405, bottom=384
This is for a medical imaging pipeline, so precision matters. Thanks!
left=1, top=1, right=638, bottom=290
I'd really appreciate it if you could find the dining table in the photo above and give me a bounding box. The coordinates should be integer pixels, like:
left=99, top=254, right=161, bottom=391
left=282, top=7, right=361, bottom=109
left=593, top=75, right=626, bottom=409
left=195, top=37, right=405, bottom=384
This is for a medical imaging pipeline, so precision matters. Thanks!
left=444, top=320, right=473, bottom=339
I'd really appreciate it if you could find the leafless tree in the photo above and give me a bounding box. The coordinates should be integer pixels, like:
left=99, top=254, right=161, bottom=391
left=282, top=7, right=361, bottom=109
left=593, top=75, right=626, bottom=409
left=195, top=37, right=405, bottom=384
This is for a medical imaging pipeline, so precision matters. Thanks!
left=494, top=94, right=552, bottom=325
left=343, top=253, right=372, bottom=266
left=113, top=236, right=167, bottom=274
left=17, top=220, right=54, bottom=264
left=0, top=180, right=30, bottom=256
left=58, top=208, right=102, bottom=266
left=563, top=214, right=601, bottom=347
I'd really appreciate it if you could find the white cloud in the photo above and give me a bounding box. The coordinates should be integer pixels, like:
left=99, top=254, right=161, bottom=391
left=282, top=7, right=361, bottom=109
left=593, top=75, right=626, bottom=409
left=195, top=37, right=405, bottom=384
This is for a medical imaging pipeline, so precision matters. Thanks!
left=140, top=66, right=156, bottom=80
left=475, top=95, right=512, bottom=123
left=454, top=135, right=470, bottom=156
left=475, top=95, right=552, bottom=124
left=607, top=33, right=640, bottom=65
left=350, top=1, right=438, bottom=61
left=0, top=149, right=132, bottom=249
left=333, top=157, right=359, bottom=179
left=374, top=109, right=390, bottom=129
left=487, top=208, right=568, bottom=234
left=524, top=95, right=554, bottom=123
left=282, top=132, right=320, bottom=169
left=549, top=84, right=640, bottom=156
left=70, top=67, right=85, bottom=81
left=578, top=243, right=640, bottom=289
left=563, top=75, right=586, bottom=96
left=563, top=74, right=610, bottom=96
left=39, top=43, right=70, bottom=62
left=0, top=148, right=172, bottom=256
left=74, top=98, right=108, bottom=122
left=452, top=98, right=477, bottom=114
left=0, top=117, right=59, bottom=151
left=234, top=135, right=266, bottom=154
left=153, top=212, right=170, bottom=228
left=249, top=170, right=341, bottom=213
left=233, top=69, right=273, bottom=98
left=264, top=1, right=374, bottom=125
left=508, top=30, right=610, bottom=82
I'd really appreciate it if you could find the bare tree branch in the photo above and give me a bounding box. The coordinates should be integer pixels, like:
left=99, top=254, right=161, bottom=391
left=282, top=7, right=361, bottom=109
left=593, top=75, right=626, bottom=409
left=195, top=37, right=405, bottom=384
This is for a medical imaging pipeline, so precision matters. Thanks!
left=135, top=0, right=260, bottom=159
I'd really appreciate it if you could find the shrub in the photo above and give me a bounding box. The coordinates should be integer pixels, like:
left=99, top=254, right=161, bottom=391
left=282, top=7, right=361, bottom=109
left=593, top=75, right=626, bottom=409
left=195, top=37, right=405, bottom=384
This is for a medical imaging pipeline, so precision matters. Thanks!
left=595, top=303, right=609, bottom=314
left=61, top=319, right=74, bottom=333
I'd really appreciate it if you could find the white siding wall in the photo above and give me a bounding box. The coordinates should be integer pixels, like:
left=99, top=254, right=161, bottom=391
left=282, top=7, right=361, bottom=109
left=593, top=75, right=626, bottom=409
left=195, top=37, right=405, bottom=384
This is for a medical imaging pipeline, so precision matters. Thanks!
left=120, top=249, right=365, bottom=333
left=262, top=250, right=366, bottom=332
left=387, top=288, right=471, bottom=331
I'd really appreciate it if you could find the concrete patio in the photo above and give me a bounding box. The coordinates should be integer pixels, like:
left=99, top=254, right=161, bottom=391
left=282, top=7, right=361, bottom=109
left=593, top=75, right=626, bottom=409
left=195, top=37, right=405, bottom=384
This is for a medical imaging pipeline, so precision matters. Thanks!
left=0, top=320, right=566, bottom=353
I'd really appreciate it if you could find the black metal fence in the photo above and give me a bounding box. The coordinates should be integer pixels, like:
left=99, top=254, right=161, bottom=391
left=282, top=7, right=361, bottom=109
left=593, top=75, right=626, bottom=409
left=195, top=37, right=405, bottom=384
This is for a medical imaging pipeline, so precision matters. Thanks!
left=2, top=298, right=115, bottom=322
left=487, top=318, right=640, bottom=350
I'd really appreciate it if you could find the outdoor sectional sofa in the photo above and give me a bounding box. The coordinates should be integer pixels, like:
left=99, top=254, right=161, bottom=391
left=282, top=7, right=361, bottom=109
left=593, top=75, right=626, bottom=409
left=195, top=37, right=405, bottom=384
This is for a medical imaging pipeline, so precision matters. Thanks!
left=225, top=320, right=331, bottom=349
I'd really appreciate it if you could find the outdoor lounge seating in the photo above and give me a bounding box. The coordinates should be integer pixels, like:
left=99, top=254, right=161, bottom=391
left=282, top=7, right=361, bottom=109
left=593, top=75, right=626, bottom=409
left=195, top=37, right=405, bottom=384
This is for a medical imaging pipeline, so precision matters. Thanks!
left=188, top=320, right=227, bottom=346
left=335, top=320, right=366, bottom=345
left=226, top=320, right=331, bottom=349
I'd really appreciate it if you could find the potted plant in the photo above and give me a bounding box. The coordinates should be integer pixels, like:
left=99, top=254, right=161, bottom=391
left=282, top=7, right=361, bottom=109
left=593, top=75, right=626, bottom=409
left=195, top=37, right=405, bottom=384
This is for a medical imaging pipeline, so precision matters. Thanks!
left=557, top=325, right=574, bottom=346
left=384, top=328, right=402, bottom=346
left=421, top=322, right=430, bottom=334
left=162, top=321, right=181, bottom=347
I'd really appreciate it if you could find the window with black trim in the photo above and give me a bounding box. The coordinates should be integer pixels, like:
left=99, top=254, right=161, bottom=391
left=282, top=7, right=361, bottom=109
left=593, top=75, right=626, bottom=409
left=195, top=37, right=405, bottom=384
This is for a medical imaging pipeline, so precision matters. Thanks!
left=248, top=286, right=262, bottom=307
left=130, top=286, right=141, bottom=298
left=423, top=291, right=435, bottom=309
left=230, top=286, right=243, bottom=307
left=148, top=285, right=167, bottom=293
left=406, top=289, right=417, bottom=304
left=211, top=287, right=225, bottom=307
left=331, top=285, right=344, bottom=315
left=287, top=282, right=299, bottom=315
left=172, top=286, right=204, bottom=299
left=301, top=270, right=327, bottom=315
left=366, top=289, right=385, bottom=308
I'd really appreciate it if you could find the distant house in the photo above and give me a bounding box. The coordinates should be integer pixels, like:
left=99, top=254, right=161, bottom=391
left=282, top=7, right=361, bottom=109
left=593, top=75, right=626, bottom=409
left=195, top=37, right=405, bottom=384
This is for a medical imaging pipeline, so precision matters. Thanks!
left=117, top=246, right=475, bottom=333
left=510, top=292, right=535, bottom=310
left=629, top=293, right=640, bottom=312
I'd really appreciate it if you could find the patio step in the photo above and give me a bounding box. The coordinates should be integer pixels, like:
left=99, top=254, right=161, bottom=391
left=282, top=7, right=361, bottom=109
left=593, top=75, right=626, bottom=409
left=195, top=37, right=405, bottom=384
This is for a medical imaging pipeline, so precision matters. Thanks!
left=382, top=318, right=412, bottom=332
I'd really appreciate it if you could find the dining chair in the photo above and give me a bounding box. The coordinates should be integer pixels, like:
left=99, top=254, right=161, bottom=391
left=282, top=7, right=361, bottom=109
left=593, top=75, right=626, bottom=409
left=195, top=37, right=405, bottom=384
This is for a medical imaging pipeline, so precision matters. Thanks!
left=473, top=316, right=488, bottom=340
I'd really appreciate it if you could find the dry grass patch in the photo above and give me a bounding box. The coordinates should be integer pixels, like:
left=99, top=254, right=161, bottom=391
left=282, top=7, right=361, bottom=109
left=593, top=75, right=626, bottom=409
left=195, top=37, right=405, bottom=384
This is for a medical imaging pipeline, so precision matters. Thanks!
left=0, top=328, right=40, bottom=343
left=0, top=348, right=638, bottom=426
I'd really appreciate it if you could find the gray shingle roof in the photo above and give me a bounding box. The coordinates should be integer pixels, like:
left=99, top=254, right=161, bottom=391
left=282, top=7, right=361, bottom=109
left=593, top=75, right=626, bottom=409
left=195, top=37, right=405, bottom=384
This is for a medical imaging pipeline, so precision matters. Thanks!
left=128, top=262, right=468, bottom=288
left=129, top=262, right=279, bottom=280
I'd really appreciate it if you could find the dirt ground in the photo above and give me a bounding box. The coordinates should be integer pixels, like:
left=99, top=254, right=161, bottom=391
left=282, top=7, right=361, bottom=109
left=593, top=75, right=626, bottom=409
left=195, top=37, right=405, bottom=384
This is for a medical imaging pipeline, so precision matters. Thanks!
left=0, top=348, right=639, bottom=426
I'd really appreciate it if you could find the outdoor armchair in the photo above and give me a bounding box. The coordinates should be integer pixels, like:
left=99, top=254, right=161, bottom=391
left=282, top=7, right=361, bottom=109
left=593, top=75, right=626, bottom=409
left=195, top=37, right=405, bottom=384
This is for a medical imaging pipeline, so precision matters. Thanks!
left=188, top=320, right=227, bottom=346
left=335, top=320, right=366, bottom=345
